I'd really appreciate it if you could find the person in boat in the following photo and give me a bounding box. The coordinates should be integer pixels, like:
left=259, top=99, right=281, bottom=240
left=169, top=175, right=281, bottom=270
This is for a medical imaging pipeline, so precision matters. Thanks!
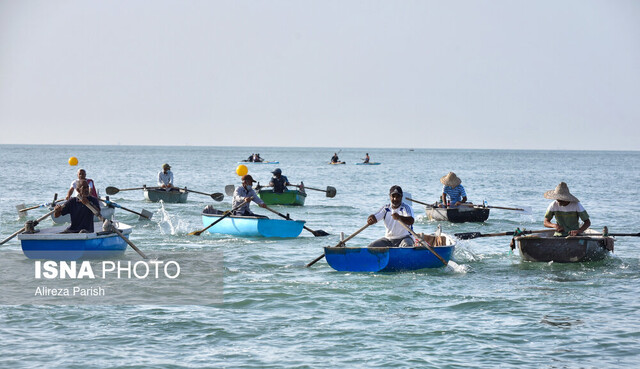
left=267, top=168, right=291, bottom=193
left=363, top=153, right=370, bottom=164
left=331, top=153, right=340, bottom=163
left=440, top=172, right=467, bottom=207
left=247, top=154, right=254, bottom=162
left=54, top=179, right=101, bottom=233
left=253, top=153, right=263, bottom=163
left=158, top=163, right=174, bottom=190
left=543, top=182, right=591, bottom=237
left=66, top=168, right=99, bottom=200
left=366, top=185, right=415, bottom=247
left=232, top=174, right=267, bottom=216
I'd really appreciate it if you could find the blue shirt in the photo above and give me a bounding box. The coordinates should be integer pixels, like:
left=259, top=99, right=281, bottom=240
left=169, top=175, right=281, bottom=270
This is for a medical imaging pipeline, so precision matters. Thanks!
left=443, top=185, right=466, bottom=205
left=269, top=175, right=289, bottom=193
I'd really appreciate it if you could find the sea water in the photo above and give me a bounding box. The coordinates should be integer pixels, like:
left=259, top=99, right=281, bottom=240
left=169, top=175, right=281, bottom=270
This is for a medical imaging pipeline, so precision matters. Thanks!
left=1, top=145, right=639, bottom=368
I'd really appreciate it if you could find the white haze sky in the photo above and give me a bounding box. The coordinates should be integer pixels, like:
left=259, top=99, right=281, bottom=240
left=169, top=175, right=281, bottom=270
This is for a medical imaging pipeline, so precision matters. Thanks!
left=1, top=0, right=639, bottom=150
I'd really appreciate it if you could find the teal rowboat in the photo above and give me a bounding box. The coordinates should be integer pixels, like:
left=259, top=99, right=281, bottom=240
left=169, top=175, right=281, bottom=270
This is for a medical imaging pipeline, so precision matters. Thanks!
left=258, top=189, right=306, bottom=206
left=201, top=208, right=305, bottom=238
left=144, top=188, right=188, bottom=203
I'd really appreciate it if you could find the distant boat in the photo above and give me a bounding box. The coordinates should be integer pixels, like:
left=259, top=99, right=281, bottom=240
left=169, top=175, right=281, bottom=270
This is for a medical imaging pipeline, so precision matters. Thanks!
left=355, top=162, right=381, bottom=165
left=329, top=161, right=346, bottom=165
left=144, top=188, right=188, bottom=203
left=514, top=229, right=613, bottom=263
left=425, top=205, right=490, bottom=223
left=238, top=160, right=279, bottom=164
left=258, top=189, right=306, bottom=206
left=201, top=208, right=305, bottom=238
left=18, top=221, right=132, bottom=260
left=324, top=233, right=456, bottom=272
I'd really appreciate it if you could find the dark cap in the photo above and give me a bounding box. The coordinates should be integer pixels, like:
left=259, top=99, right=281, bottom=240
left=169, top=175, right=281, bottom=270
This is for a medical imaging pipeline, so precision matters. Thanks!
left=241, top=174, right=256, bottom=183
left=389, top=185, right=403, bottom=195
left=272, top=168, right=282, bottom=175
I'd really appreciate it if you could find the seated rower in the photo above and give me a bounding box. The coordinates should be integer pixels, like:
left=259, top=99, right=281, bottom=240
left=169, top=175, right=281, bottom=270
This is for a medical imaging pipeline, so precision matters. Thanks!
left=54, top=179, right=101, bottom=233
left=543, top=182, right=591, bottom=236
left=440, top=172, right=467, bottom=207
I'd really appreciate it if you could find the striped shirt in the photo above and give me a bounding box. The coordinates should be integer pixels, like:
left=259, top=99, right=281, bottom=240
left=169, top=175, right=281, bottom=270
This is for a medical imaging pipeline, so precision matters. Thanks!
left=443, top=185, right=466, bottom=205
left=544, top=201, right=589, bottom=236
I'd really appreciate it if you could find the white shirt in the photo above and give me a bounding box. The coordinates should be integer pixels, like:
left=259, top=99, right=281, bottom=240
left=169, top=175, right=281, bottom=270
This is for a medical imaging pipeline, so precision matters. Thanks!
left=158, top=170, right=174, bottom=186
left=372, top=203, right=415, bottom=239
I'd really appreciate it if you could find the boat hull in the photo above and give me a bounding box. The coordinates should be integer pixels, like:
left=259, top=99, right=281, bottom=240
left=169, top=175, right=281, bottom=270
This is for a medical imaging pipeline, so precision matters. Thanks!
left=144, top=188, right=188, bottom=203
left=258, top=189, right=306, bottom=206
left=426, top=206, right=490, bottom=223
left=18, top=222, right=132, bottom=260
left=201, top=213, right=304, bottom=238
left=355, top=162, right=381, bottom=165
left=324, top=234, right=456, bottom=272
left=515, top=230, right=612, bottom=263
left=329, top=162, right=346, bottom=165
left=50, top=203, right=115, bottom=224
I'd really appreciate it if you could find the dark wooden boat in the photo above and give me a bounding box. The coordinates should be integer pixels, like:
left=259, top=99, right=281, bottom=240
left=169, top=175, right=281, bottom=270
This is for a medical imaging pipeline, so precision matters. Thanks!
left=425, top=205, right=490, bottom=223
left=514, top=229, right=613, bottom=262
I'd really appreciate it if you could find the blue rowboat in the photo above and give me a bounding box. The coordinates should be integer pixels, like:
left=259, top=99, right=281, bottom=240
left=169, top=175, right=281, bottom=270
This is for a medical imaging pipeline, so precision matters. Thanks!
left=201, top=209, right=304, bottom=238
left=355, top=162, right=381, bottom=165
left=144, top=188, right=188, bottom=203
left=17, top=221, right=132, bottom=260
left=324, top=234, right=456, bottom=272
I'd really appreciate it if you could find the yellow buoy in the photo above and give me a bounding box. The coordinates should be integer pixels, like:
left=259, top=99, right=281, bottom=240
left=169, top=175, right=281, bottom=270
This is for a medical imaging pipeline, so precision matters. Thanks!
left=236, top=164, right=248, bottom=176
left=68, top=156, right=78, bottom=166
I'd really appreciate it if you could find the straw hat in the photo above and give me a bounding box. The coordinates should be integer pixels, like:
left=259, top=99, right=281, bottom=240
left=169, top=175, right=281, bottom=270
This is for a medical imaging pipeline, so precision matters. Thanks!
left=544, top=182, right=579, bottom=202
left=440, top=172, right=461, bottom=188
left=162, top=163, right=171, bottom=170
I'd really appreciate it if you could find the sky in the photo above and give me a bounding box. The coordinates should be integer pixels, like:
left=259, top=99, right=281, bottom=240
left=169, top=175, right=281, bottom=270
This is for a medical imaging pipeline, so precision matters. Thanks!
left=1, top=0, right=639, bottom=150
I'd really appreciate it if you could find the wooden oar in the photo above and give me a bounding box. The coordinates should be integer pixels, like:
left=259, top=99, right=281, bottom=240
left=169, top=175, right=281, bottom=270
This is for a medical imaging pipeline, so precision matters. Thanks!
left=455, top=229, right=548, bottom=240
left=18, top=198, right=65, bottom=213
left=83, top=201, right=147, bottom=259
left=181, top=188, right=224, bottom=201
left=306, top=223, right=371, bottom=268
left=397, top=222, right=449, bottom=266
left=262, top=205, right=329, bottom=237
left=406, top=197, right=437, bottom=208
left=292, top=185, right=336, bottom=198
left=105, top=186, right=161, bottom=195
left=99, top=198, right=153, bottom=220
left=189, top=202, right=245, bottom=236
left=0, top=208, right=58, bottom=246
left=460, top=203, right=531, bottom=213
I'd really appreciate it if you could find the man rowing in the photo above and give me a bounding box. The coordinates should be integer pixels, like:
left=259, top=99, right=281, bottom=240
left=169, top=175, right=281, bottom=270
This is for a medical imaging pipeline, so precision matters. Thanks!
left=54, top=179, right=101, bottom=233
left=543, top=182, right=591, bottom=236
left=267, top=168, right=291, bottom=193
left=158, top=163, right=174, bottom=189
left=232, top=175, right=267, bottom=216
left=366, top=185, right=415, bottom=247
left=440, top=172, right=467, bottom=207
left=66, top=168, right=99, bottom=200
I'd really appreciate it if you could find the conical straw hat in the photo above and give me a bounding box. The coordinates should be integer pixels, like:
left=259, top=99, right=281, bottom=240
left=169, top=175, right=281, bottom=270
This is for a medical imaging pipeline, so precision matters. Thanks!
left=440, top=172, right=461, bottom=187
left=544, top=182, right=579, bottom=202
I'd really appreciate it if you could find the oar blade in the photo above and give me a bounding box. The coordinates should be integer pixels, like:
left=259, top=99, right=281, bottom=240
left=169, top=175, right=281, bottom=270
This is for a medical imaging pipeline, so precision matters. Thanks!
left=211, top=193, right=224, bottom=202
left=188, top=229, right=204, bottom=236
left=454, top=232, right=483, bottom=240
left=139, top=209, right=153, bottom=220
left=16, top=204, right=26, bottom=218
left=106, top=186, right=119, bottom=195
left=312, top=229, right=330, bottom=237
left=225, top=185, right=235, bottom=196
left=326, top=186, right=337, bottom=198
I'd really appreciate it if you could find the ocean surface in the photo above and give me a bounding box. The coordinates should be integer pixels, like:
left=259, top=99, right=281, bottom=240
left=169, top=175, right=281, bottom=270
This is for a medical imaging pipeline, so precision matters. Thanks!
left=1, top=145, right=639, bottom=368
